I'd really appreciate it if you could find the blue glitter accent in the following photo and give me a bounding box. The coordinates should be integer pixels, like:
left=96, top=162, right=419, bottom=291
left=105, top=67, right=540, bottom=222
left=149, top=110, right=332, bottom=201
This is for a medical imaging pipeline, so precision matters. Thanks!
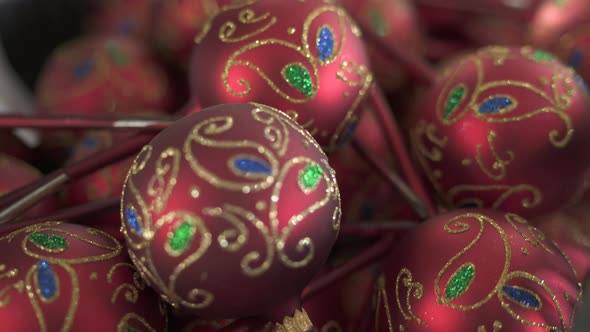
left=233, top=158, right=272, bottom=175
left=568, top=48, right=584, bottom=69
left=72, top=60, right=94, bottom=80
left=338, top=120, right=358, bottom=146
left=37, top=261, right=57, bottom=300
left=317, top=27, right=334, bottom=62
left=502, top=285, right=540, bottom=309
left=116, top=18, right=135, bottom=34
left=80, top=137, right=97, bottom=148
left=575, top=74, right=590, bottom=97
left=479, top=97, right=513, bottom=113
left=125, top=207, right=142, bottom=234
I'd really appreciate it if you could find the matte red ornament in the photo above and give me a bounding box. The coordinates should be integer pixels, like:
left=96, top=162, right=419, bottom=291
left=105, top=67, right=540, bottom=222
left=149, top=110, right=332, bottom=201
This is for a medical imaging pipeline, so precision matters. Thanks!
left=408, top=46, right=590, bottom=218
left=0, top=153, right=58, bottom=217
left=65, top=131, right=131, bottom=205
left=529, top=0, right=590, bottom=49
left=375, top=209, right=582, bottom=332
left=0, top=221, right=167, bottom=331
left=87, top=0, right=156, bottom=42
left=36, top=36, right=173, bottom=116
left=121, top=103, right=341, bottom=327
left=339, top=0, right=424, bottom=93
left=189, top=0, right=373, bottom=151
left=153, top=0, right=219, bottom=66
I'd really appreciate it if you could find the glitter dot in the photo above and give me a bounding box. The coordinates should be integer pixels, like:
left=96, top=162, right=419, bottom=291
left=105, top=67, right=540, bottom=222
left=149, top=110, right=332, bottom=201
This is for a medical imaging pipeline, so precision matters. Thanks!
left=169, top=222, right=195, bottom=254
left=125, top=207, right=142, bottom=234
left=80, top=137, right=98, bottom=148
left=233, top=157, right=272, bottom=175
left=107, top=45, right=127, bottom=65
left=72, top=60, right=94, bottom=80
left=444, top=85, right=466, bottom=119
left=317, top=26, right=334, bottom=62
left=30, top=233, right=69, bottom=251
left=36, top=261, right=57, bottom=300
left=502, top=285, right=541, bottom=309
left=479, top=96, right=513, bottom=113
left=299, top=164, right=323, bottom=192
left=283, top=64, right=314, bottom=97
left=533, top=50, right=555, bottom=61
left=445, top=263, right=475, bottom=300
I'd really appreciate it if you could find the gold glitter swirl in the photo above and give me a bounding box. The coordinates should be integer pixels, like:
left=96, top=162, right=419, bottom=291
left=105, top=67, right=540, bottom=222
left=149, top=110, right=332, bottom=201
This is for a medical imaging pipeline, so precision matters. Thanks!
left=336, top=61, right=370, bottom=87
left=395, top=268, right=427, bottom=326
left=108, top=263, right=146, bottom=304
left=222, top=39, right=319, bottom=102
left=477, top=321, right=503, bottom=332
left=147, top=147, right=180, bottom=214
left=251, top=106, right=290, bottom=157
left=26, top=262, right=79, bottom=332
left=117, top=312, right=158, bottom=332
left=447, top=184, right=542, bottom=210
left=435, top=213, right=511, bottom=310
left=312, top=320, right=344, bottom=332
left=504, top=213, right=554, bottom=255
left=184, top=115, right=279, bottom=193
left=218, top=8, right=277, bottom=43
left=272, top=158, right=337, bottom=268
left=474, top=130, right=514, bottom=181
left=204, top=205, right=274, bottom=276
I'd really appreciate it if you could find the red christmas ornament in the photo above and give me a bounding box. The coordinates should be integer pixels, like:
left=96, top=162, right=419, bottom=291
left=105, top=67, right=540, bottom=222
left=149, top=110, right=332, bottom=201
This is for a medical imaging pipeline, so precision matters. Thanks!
left=0, top=153, right=58, bottom=217
left=189, top=0, right=373, bottom=151
left=339, top=0, right=424, bottom=93
left=153, top=0, right=219, bottom=66
left=65, top=131, right=132, bottom=204
left=528, top=0, right=590, bottom=49
left=408, top=46, right=590, bottom=218
left=375, top=209, right=582, bottom=332
left=36, top=36, right=173, bottom=116
left=0, top=221, right=167, bottom=331
left=121, top=103, right=341, bottom=328
left=87, top=0, right=156, bottom=42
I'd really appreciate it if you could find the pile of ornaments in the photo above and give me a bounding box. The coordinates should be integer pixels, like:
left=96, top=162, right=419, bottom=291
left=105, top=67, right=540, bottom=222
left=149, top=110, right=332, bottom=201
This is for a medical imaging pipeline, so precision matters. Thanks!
left=1, top=0, right=590, bottom=331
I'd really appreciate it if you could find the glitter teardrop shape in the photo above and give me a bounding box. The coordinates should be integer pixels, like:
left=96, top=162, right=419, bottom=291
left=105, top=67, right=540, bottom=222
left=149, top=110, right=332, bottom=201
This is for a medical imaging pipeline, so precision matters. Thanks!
left=73, top=60, right=94, bottom=80
left=169, top=222, right=196, bottom=254
left=36, top=261, right=58, bottom=300
left=479, top=96, right=513, bottom=114
left=299, top=163, right=323, bottom=192
left=30, top=233, right=69, bottom=251
left=502, top=285, right=541, bottom=309
left=567, top=48, right=584, bottom=69
left=317, top=27, right=334, bottom=62
left=533, top=50, right=555, bottom=61
left=107, top=45, right=127, bottom=65
left=445, top=263, right=475, bottom=300
left=125, top=207, right=143, bottom=235
left=233, top=158, right=272, bottom=175
left=444, top=85, right=466, bottom=119
left=284, top=64, right=314, bottom=97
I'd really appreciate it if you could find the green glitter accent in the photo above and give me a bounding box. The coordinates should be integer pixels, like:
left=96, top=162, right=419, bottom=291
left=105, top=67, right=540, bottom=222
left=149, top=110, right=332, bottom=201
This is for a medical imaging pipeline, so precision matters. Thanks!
left=369, top=8, right=389, bottom=37
left=444, top=85, right=465, bottom=119
left=107, top=45, right=127, bottom=65
left=169, top=222, right=195, bottom=253
left=30, top=233, right=68, bottom=250
left=128, top=328, right=139, bottom=332
left=284, top=64, right=314, bottom=97
left=445, top=263, right=475, bottom=300
left=533, top=50, right=555, bottom=61
left=299, top=164, right=323, bottom=190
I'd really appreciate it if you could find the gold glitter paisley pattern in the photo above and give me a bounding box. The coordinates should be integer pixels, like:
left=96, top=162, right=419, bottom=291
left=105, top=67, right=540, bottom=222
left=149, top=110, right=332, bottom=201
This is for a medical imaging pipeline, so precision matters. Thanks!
left=0, top=222, right=159, bottom=331
left=121, top=103, right=340, bottom=312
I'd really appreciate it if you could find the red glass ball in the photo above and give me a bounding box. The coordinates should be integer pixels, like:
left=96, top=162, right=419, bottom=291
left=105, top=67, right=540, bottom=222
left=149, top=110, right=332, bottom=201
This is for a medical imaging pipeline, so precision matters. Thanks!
left=36, top=36, right=173, bottom=116
left=0, top=153, right=58, bottom=217
left=153, top=0, right=220, bottom=66
left=0, top=221, right=167, bottom=331
left=87, top=0, right=156, bottom=42
left=189, top=0, right=373, bottom=151
left=375, top=209, right=581, bottom=332
left=409, top=46, right=590, bottom=218
left=551, top=22, right=590, bottom=87
left=121, top=103, right=341, bottom=321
